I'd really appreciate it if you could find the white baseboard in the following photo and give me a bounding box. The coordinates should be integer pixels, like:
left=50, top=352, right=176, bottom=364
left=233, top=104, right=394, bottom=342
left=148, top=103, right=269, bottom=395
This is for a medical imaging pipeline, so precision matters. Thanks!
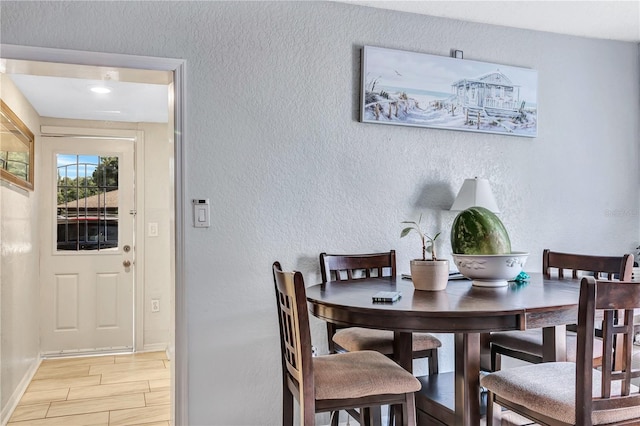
left=1, top=357, right=41, bottom=426
left=142, top=343, right=169, bottom=354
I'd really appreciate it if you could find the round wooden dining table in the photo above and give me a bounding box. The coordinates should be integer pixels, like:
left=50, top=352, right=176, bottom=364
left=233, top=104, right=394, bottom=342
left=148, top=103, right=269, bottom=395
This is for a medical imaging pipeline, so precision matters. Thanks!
left=305, top=273, right=581, bottom=426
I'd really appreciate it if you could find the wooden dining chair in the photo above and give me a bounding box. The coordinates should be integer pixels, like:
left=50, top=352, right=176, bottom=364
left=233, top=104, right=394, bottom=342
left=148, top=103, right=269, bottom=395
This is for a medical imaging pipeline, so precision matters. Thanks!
left=481, top=276, right=640, bottom=426
left=320, top=251, right=442, bottom=376
left=272, top=262, right=420, bottom=426
left=488, top=249, right=633, bottom=371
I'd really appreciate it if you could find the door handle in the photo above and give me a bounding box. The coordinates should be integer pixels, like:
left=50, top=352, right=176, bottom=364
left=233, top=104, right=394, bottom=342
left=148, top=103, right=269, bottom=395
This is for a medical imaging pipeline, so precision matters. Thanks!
left=123, top=260, right=132, bottom=267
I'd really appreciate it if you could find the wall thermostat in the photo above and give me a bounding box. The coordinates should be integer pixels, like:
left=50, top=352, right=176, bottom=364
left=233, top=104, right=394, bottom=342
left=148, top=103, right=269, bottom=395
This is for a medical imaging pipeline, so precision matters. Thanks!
left=192, top=199, right=210, bottom=228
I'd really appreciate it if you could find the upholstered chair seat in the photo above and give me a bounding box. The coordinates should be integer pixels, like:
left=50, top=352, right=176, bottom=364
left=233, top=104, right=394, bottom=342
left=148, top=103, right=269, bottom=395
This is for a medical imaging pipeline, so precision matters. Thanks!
left=481, top=362, right=639, bottom=425
left=332, top=328, right=442, bottom=355
left=313, top=350, right=421, bottom=400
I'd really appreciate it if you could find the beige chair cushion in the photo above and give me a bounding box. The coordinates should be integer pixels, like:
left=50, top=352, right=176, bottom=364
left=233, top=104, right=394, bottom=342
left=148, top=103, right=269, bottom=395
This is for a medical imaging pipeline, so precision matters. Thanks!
left=490, top=329, right=603, bottom=362
left=481, top=362, right=640, bottom=424
left=313, top=350, right=421, bottom=400
left=333, top=327, right=442, bottom=354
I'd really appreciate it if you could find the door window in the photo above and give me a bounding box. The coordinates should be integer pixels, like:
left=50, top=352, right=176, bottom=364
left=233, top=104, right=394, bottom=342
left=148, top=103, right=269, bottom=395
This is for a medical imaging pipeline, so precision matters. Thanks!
left=56, top=154, right=119, bottom=251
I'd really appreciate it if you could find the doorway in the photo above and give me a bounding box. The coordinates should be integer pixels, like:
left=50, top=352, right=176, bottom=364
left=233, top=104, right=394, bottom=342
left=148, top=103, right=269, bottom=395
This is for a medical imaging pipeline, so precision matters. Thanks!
left=0, top=44, right=186, bottom=425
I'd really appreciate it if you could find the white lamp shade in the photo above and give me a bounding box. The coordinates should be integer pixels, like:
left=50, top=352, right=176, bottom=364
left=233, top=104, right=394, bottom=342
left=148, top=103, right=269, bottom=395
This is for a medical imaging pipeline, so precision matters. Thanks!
left=450, top=178, right=500, bottom=213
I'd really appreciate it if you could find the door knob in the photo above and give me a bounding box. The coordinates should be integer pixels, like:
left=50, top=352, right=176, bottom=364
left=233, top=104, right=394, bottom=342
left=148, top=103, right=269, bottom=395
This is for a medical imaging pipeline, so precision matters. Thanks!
left=123, top=260, right=131, bottom=267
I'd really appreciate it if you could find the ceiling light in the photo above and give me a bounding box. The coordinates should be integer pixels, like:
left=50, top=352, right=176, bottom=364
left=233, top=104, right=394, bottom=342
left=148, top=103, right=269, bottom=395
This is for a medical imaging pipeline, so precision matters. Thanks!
left=90, top=85, right=111, bottom=94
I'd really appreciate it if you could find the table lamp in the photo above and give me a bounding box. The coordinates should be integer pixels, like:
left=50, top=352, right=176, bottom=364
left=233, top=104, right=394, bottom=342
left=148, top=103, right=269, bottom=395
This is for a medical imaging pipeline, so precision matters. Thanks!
left=450, top=177, right=500, bottom=213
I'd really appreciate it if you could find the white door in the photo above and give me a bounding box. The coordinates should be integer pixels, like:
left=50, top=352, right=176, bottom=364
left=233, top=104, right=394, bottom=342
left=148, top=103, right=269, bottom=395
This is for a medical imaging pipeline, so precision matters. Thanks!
left=40, top=136, right=135, bottom=354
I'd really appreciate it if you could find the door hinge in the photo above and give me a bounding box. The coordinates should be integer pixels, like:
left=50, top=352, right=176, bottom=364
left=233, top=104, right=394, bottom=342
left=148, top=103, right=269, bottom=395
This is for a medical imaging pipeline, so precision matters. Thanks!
left=129, top=209, right=137, bottom=216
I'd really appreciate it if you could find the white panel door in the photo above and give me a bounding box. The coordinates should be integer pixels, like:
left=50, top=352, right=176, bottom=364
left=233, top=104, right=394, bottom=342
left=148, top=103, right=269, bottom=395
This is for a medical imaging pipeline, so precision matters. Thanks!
left=40, top=136, right=135, bottom=354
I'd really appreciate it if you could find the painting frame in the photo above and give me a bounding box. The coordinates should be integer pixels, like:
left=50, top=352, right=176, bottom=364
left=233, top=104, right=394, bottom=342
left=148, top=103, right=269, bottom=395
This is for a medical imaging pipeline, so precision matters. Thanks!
left=1, top=99, right=35, bottom=191
left=360, top=46, right=538, bottom=138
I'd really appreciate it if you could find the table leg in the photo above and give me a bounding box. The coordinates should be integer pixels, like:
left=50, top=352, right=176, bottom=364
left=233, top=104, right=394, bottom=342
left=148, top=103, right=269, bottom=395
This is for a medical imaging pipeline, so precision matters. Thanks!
left=455, top=333, right=481, bottom=426
left=542, top=325, right=566, bottom=362
left=393, top=331, right=413, bottom=372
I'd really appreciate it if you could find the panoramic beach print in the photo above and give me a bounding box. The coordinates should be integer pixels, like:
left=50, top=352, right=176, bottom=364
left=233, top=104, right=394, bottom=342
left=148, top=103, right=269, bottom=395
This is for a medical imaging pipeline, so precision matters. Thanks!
left=360, top=46, right=538, bottom=137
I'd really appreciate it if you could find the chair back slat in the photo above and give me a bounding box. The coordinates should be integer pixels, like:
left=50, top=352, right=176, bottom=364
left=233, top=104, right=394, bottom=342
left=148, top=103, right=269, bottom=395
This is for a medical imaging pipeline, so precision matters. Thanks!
left=576, top=277, right=640, bottom=424
left=320, top=251, right=396, bottom=282
left=272, top=261, right=315, bottom=416
left=600, top=311, right=615, bottom=397
left=543, top=249, right=633, bottom=281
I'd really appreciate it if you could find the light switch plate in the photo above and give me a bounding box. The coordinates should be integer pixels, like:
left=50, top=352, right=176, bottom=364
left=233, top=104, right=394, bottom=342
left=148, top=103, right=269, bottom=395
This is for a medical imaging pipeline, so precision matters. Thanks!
left=192, top=199, right=210, bottom=228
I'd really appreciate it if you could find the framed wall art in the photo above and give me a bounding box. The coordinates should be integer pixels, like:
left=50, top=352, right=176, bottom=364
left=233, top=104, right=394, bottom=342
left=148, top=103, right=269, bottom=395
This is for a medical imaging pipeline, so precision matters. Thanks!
left=1, top=99, right=35, bottom=190
left=360, top=46, right=538, bottom=137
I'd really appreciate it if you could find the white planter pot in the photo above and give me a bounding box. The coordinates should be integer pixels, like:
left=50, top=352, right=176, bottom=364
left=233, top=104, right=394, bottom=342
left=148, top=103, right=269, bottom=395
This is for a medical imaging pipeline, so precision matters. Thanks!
left=410, top=259, right=449, bottom=291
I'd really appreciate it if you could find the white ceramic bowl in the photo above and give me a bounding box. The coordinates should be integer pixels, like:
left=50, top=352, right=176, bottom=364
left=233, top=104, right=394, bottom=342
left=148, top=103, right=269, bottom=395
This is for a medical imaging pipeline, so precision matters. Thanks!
left=452, top=252, right=529, bottom=287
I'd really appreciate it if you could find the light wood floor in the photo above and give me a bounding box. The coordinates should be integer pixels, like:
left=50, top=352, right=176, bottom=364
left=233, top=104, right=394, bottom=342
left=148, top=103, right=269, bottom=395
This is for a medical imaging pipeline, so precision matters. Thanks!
left=7, top=351, right=171, bottom=426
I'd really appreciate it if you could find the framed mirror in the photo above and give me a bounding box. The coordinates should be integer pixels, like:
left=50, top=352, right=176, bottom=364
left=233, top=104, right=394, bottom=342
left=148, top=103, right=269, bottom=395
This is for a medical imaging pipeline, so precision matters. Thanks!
left=1, top=99, right=34, bottom=191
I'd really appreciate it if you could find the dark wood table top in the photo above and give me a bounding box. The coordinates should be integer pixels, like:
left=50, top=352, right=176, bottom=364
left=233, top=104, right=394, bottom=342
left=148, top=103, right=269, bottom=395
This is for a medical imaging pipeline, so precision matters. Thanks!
left=306, top=273, right=580, bottom=333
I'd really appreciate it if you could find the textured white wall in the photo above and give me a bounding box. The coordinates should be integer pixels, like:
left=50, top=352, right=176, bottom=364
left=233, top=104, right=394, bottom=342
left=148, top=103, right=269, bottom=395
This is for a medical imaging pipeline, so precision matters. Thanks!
left=1, top=2, right=639, bottom=425
left=139, top=122, right=174, bottom=349
left=0, top=75, right=41, bottom=416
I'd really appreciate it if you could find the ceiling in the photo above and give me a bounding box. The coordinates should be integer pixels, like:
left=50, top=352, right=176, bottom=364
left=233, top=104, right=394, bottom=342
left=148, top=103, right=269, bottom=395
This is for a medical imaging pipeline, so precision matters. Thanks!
left=344, top=1, right=640, bottom=43
left=3, top=1, right=638, bottom=124
left=8, top=73, right=170, bottom=123
left=3, top=59, right=171, bottom=123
